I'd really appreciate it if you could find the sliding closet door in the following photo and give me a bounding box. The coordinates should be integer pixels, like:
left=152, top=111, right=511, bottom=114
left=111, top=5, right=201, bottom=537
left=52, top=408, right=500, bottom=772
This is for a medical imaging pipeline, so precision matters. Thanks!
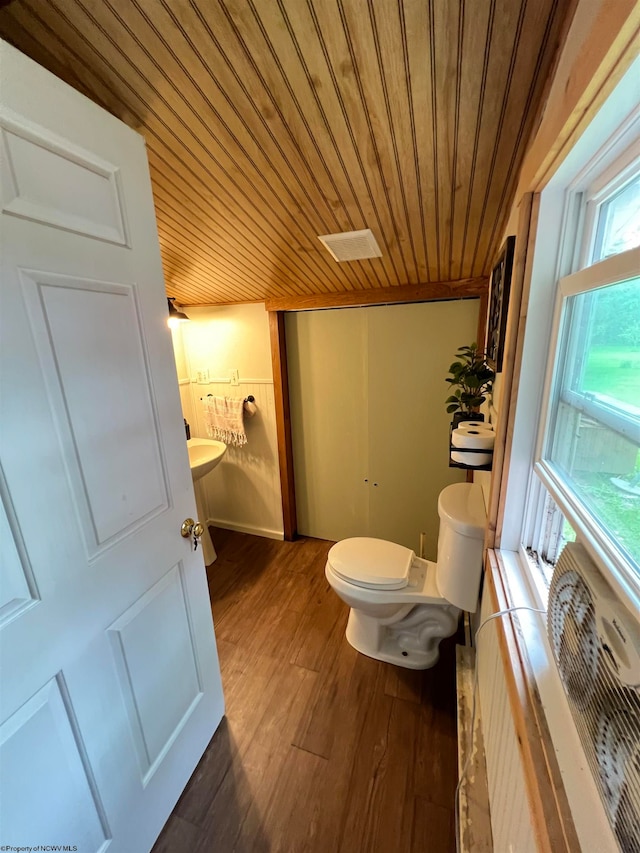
left=367, top=300, right=479, bottom=557
left=287, top=300, right=479, bottom=553
left=286, top=308, right=369, bottom=540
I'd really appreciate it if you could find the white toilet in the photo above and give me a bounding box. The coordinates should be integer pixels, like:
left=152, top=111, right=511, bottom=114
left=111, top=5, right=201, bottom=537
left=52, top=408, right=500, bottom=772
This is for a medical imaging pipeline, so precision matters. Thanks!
left=325, top=482, right=486, bottom=669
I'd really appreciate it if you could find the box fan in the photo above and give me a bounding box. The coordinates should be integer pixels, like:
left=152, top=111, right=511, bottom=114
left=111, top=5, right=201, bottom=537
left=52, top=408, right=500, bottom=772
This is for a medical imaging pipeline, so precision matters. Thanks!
left=548, top=542, right=640, bottom=851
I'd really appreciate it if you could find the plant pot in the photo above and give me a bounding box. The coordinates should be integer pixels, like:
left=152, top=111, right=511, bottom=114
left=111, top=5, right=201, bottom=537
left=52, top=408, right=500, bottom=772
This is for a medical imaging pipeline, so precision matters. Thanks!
left=452, top=412, right=485, bottom=428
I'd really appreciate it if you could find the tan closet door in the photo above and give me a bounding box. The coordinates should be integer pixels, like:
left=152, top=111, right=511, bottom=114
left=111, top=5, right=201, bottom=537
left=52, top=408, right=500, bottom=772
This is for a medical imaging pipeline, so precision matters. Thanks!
left=287, top=299, right=479, bottom=552
left=367, top=300, right=479, bottom=557
left=286, top=308, right=370, bottom=541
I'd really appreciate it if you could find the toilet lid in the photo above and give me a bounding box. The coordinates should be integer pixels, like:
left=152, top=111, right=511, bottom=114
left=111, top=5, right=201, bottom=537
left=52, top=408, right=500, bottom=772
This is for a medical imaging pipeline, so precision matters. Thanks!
left=327, top=538, right=414, bottom=590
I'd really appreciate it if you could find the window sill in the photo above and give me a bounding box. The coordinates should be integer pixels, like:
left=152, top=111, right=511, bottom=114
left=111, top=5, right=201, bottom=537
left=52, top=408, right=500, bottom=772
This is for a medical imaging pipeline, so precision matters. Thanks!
left=490, top=548, right=617, bottom=851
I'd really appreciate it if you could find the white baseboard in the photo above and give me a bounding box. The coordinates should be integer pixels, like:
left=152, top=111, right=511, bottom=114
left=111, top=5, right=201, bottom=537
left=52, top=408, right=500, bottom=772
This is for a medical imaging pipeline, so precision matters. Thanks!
left=207, top=517, right=284, bottom=541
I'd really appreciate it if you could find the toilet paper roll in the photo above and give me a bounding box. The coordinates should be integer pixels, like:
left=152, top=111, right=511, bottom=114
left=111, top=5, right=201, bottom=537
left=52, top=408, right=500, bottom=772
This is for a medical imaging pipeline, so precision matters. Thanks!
left=451, top=425, right=496, bottom=450
left=243, top=401, right=257, bottom=417
left=460, top=420, right=492, bottom=431
left=451, top=450, right=492, bottom=467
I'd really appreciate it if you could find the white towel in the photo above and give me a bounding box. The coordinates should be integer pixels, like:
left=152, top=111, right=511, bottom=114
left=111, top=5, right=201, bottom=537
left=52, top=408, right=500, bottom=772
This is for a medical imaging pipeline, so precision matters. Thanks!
left=203, top=396, right=247, bottom=447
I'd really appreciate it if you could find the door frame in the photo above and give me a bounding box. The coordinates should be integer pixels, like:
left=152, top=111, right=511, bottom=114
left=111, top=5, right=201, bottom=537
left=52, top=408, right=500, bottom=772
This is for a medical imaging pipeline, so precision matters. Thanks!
left=268, top=278, right=489, bottom=541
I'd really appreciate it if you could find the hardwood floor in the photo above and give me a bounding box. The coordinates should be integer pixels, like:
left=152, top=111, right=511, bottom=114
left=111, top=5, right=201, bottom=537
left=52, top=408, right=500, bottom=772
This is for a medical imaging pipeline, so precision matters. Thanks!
left=152, top=529, right=459, bottom=853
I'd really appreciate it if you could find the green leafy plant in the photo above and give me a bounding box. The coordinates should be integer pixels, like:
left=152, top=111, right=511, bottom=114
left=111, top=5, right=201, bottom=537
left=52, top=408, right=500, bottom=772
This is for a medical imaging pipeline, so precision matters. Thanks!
left=445, top=343, right=495, bottom=415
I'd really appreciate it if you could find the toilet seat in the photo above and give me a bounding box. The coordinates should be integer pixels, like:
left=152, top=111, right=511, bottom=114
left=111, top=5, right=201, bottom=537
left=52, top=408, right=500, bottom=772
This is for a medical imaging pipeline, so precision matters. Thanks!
left=327, top=537, right=414, bottom=590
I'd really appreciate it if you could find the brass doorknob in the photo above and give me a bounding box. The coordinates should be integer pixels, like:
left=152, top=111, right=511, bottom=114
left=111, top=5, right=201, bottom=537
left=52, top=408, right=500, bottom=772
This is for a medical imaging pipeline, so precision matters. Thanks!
left=181, top=518, right=203, bottom=538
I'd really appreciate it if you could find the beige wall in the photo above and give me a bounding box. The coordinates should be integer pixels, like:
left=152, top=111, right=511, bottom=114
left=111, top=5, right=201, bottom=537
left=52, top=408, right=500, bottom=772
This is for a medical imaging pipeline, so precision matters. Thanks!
left=183, top=303, right=273, bottom=378
left=172, top=303, right=283, bottom=539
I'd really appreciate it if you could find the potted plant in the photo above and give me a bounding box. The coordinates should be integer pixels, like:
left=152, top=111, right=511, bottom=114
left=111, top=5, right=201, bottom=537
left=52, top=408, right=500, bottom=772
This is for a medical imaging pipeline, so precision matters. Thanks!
left=445, top=343, right=495, bottom=426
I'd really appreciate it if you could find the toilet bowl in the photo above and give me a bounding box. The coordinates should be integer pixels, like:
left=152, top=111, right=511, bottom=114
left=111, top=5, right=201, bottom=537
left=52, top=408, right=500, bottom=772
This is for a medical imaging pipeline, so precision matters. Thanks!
left=325, top=482, right=486, bottom=669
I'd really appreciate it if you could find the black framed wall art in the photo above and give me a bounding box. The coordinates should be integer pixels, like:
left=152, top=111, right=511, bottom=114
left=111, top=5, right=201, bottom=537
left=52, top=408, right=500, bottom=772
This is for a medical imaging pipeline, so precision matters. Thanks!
left=486, top=235, right=515, bottom=372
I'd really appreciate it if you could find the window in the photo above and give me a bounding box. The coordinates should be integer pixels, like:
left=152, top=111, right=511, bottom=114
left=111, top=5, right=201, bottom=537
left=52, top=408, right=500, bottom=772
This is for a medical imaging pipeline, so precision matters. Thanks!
left=497, top=61, right=640, bottom=617
left=532, top=149, right=640, bottom=604
left=592, top=173, right=640, bottom=260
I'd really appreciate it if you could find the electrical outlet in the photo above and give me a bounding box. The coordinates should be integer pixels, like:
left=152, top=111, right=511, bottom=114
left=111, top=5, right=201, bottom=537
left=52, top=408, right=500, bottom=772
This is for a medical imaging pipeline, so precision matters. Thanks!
left=230, top=368, right=239, bottom=386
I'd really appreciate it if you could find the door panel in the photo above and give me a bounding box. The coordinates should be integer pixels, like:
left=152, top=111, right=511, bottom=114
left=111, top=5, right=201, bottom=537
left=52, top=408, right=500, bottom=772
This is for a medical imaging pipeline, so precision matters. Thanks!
left=0, top=40, right=223, bottom=852
left=0, top=115, right=128, bottom=244
left=21, top=271, right=168, bottom=547
left=0, top=677, right=110, bottom=851
left=108, top=564, right=202, bottom=781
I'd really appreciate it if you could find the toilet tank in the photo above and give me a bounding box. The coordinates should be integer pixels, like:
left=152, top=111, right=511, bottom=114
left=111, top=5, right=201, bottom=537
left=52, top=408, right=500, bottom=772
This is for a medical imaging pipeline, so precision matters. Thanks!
left=435, top=483, right=486, bottom=612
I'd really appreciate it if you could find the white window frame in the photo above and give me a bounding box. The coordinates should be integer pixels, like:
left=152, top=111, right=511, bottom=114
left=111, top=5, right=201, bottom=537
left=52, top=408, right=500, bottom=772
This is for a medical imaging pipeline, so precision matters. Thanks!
left=498, top=59, right=640, bottom=618
left=534, top=246, right=640, bottom=606
left=580, top=141, right=640, bottom=268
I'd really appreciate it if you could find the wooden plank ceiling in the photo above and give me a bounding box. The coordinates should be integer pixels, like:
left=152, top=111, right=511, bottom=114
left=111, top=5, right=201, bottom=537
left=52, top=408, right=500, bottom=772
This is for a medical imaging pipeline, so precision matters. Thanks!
left=0, top=0, right=570, bottom=306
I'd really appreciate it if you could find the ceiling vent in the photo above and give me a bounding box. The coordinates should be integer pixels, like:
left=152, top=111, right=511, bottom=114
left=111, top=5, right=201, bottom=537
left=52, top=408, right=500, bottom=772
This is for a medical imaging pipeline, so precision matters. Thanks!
left=318, top=228, right=382, bottom=262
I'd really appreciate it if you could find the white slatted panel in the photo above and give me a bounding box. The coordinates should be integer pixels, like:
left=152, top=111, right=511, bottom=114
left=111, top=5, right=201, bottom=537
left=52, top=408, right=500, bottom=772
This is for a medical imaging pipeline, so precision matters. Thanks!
left=477, top=591, right=537, bottom=852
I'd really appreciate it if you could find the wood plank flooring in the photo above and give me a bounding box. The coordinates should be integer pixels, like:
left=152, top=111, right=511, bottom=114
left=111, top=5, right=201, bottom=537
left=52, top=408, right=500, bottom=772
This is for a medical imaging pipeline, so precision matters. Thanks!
left=152, top=529, right=459, bottom=853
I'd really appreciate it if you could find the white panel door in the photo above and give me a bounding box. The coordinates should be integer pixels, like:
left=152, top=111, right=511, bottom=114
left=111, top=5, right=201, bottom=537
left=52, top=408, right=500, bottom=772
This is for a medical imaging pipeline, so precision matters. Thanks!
left=0, top=40, right=224, bottom=853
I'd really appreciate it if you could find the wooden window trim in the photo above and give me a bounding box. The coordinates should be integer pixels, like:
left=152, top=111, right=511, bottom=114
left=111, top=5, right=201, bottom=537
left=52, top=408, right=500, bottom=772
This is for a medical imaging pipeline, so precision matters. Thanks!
left=516, top=0, right=639, bottom=195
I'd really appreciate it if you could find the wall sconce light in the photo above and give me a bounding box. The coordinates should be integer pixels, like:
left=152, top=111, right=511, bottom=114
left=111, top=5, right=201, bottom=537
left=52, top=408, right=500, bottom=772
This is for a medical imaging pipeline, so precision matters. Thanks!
left=167, top=297, right=189, bottom=329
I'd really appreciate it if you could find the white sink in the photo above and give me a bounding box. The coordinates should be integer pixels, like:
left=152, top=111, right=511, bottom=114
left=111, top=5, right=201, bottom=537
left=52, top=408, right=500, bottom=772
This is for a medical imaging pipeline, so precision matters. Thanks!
left=187, top=438, right=227, bottom=482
